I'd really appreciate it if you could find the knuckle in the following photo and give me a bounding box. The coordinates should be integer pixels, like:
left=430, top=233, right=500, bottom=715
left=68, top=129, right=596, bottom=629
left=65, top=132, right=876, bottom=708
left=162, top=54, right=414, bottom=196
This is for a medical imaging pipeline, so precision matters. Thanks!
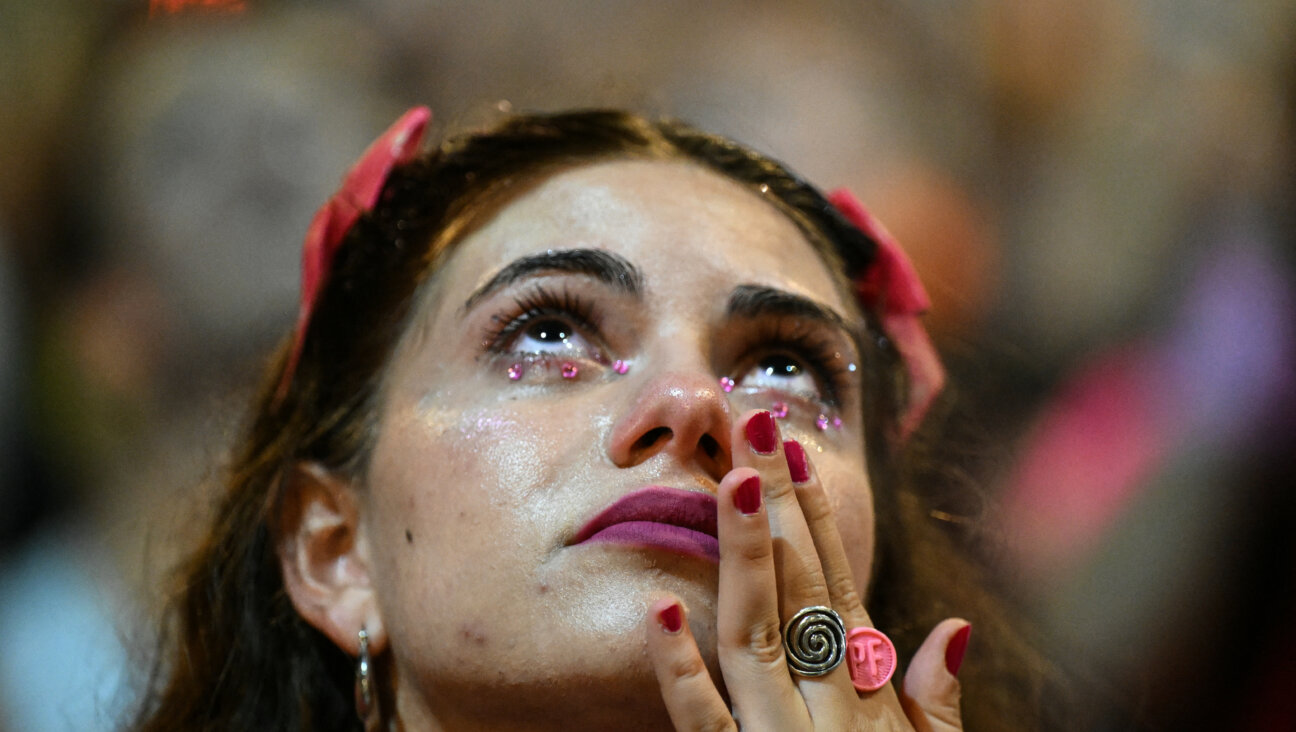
left=826, top=575, right=864, bottom=611
left=733, top=534, right=773, bottom=565
left=694, top=715, right=736, bottom=730
left=666, top=652, right=710, bottom=684
left=692, top=712, right=738, bottom=732
left=744, top=621, right=787, bottom=667
left=797, top=483, right=833, bottom=523
left=763, top=476, right=797, bottom=504
left=778, top=557, right=829, bottom=600
left=842, top=713, right=877, bottom=732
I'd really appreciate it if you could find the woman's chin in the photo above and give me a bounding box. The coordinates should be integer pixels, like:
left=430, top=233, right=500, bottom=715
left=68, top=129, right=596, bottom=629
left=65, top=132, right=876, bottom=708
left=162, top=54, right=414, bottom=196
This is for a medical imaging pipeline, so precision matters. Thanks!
left=545, top=546, right=721, bottom=636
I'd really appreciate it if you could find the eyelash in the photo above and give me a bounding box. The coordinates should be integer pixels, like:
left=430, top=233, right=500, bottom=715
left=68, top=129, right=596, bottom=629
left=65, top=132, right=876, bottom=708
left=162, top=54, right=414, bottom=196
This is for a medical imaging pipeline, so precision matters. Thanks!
left=479, top=285, right=854, bottom=406
left=740, top=321, right=853, bottom=407
left=481, top=285, right=601, bottom=356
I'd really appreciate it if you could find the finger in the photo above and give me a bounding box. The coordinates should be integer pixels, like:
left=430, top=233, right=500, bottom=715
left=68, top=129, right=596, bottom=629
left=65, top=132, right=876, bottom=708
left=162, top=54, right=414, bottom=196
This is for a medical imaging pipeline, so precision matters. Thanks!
left=780, top=437, right=908, bottom=717
left=645, top=596, right=737, bottom=732
left=731, top=411, right=831, bottom=621
left=730, top=411, right=859, bottom=705
left=714, top=466, right=806, bottom=726
left=781, top=438, right=871, bottom=630
left=900, top=619, right=970, bottom=732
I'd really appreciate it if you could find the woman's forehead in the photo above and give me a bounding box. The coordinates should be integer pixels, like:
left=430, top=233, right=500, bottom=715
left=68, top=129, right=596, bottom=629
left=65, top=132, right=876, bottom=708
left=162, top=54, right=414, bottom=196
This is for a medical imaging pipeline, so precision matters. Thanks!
left=438, top=159, right=848, bottom=310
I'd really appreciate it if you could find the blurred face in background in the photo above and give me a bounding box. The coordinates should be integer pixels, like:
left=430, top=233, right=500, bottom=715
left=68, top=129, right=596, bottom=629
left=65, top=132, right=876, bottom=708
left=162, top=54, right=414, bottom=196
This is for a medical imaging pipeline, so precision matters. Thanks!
left=361, top=159, right=875, bottom=727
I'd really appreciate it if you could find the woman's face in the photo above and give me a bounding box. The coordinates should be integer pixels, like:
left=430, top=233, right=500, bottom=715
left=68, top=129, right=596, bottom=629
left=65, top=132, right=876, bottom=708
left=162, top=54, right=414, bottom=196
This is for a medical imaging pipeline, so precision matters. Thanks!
left=362, top=160, right=875, bottom=727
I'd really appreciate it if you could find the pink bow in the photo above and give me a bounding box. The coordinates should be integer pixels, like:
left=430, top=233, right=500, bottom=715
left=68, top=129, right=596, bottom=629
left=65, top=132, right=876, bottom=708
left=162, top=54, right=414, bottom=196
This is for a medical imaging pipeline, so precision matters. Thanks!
left=276, top=106, right=432, bottom=402
left=829, top=189, right=945, bottom=441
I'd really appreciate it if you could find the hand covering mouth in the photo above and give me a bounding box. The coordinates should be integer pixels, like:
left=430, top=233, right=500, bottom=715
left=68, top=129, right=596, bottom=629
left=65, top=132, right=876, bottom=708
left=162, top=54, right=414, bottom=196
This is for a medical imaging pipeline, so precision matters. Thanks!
left=569, top=486, right=719, bottom=563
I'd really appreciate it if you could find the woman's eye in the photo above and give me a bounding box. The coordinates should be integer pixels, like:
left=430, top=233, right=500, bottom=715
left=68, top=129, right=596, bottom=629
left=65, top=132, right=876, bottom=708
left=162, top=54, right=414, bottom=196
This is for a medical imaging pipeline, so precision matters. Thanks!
left=512, top=317, right=587, bottom=354
left=737, top=353, right=820, bottom=396
left=526, top=319, right=571, bottom=344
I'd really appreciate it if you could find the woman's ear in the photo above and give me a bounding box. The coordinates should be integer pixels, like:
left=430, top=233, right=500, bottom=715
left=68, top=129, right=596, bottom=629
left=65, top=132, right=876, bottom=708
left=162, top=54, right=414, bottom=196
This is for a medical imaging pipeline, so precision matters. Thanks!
left=276, top=462, right=387, bottom=656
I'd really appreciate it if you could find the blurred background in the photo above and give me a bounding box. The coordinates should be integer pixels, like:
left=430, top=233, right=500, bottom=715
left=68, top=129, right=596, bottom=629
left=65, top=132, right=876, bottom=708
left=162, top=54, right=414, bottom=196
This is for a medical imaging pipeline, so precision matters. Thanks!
left=1, top=0, right=1292, bottom=729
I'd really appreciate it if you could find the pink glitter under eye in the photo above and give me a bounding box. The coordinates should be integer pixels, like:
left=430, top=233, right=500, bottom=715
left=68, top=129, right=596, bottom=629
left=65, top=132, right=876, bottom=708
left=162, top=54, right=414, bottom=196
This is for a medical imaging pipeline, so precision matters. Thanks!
left=813, top=413, right=844, bottom=431
left=613, top=359, right=629, bottom=375
left=719, top=376, right=735, bottom=393
left=507, top=363, right=524, bottom=380
left=561, top=362, right=580, bottom=379
left=771, top=401, right=789, bottom=419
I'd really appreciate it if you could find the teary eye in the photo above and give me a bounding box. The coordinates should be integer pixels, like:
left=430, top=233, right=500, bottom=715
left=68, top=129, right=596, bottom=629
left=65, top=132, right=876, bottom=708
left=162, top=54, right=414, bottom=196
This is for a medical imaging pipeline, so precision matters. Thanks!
left=515, top=317, right=581, bottom=352
left=527, top=319, right=572, bottom=344
left=737, top=352, right=819, bottom=397
left=758, top=354, right=801, bottom=379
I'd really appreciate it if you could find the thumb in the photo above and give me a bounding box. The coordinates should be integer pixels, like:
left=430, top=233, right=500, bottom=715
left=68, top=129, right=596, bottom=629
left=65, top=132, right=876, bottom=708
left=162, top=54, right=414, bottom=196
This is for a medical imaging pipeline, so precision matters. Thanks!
left=899, top=618, right=970, bottom=732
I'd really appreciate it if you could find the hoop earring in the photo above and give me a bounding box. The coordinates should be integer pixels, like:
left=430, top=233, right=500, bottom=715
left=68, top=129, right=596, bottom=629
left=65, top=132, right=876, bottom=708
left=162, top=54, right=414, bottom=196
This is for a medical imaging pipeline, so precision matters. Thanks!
left=355, top=628, right=380, bottom=731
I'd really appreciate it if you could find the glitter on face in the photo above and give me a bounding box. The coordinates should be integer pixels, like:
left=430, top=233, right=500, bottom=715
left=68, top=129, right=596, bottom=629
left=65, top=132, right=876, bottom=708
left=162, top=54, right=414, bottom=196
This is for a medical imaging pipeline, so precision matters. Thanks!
left=613, top=359, right=629, bottom=375
left=832, top=415, right=843, bottom=430
left=507, top=363, right=524, bottom=381
left=815, top=414, right=830, bottom=431
left=771, top=401, right=789, bottom=419
left=719, top=376, right=735, bottom=393
left=561, top=362, right=579, bottom=379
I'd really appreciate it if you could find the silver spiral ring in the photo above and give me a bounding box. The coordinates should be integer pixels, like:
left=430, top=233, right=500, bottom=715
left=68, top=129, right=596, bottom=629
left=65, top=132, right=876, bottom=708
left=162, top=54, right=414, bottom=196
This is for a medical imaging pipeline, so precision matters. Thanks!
left=782, top=606, right=846, bottom=676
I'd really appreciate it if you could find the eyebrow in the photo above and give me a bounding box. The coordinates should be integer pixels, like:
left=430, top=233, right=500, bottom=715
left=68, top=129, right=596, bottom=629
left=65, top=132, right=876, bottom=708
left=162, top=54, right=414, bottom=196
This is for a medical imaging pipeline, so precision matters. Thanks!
left=461, top=248, right=645, bottom=312
left=726, top=284, right=854, bottom=334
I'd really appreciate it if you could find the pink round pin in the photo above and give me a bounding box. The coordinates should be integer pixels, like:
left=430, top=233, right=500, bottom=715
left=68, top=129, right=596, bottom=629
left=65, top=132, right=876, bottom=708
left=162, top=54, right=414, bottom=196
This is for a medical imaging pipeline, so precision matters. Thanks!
left=846, top=627, right=896, bottom=692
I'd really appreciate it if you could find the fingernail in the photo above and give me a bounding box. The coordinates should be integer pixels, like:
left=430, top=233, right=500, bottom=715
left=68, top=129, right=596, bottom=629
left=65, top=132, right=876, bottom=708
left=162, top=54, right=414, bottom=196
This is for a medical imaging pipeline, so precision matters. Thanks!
left=734, top=475, right=762, bottom=515
left=658, top=602, right=683, bottom=634
left=945, top=624, right=971, bottom=676
left=784, top=440, right=809, bottom=483
left=745, top=411, right=777, bottom=454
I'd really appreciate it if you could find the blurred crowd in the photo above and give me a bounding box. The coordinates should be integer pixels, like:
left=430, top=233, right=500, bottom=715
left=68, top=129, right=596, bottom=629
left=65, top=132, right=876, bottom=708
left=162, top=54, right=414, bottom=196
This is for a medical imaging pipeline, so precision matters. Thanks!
left=1, top=1, right=1293, bottom=729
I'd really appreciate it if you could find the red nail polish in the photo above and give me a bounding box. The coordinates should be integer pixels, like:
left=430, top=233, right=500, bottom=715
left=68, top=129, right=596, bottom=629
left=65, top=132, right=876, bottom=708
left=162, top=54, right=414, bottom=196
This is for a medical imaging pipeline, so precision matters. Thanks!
left=784, top=440, right=809, bottom=483
left=745, top=411, right=777, bottom=454
left=734, top=475, right=762, bottom=515
left=659, top=602, right=683, bottom=634
left=945, top=624, right=971, bottom=676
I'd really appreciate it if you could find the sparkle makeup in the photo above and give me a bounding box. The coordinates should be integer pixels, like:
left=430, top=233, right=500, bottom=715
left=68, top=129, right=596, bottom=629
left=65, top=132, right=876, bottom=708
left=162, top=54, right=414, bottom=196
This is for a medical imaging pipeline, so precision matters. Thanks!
left=502, top=357, right=629, bottom=381
left=570, top=486, right=720, bottom=563
left=475, top=255, right=862, bottom=437
left=718, top=378, right=846, bottom=435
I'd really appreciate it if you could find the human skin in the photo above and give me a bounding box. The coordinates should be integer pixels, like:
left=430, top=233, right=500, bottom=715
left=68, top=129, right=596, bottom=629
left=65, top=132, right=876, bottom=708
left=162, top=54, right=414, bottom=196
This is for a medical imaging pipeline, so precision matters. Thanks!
left=291, top=159, right=937, bottom=729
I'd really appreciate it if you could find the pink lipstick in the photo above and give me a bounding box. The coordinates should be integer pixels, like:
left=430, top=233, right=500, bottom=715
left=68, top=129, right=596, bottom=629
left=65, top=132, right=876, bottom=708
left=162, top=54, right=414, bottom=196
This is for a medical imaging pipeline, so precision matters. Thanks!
left=571, top=486, right=719, bottom=563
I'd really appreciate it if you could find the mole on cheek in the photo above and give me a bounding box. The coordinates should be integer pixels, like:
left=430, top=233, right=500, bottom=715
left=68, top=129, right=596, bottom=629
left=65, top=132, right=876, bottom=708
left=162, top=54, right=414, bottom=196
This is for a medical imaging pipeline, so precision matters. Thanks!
left=405, top=529, right=413, bottom=544
left=459, top=623, right=489, bottom=646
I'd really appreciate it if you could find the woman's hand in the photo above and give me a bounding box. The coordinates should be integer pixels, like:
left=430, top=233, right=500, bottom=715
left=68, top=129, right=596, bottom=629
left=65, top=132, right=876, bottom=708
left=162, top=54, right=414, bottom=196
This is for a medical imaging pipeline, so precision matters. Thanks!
left=644, top=410, right=968, bottom=731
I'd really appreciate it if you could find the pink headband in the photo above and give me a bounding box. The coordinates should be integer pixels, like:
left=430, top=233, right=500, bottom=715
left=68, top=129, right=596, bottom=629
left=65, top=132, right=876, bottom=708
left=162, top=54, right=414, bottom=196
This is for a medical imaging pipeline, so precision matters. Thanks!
left=275, top=106, right=432, bottom=402
left=277, top=108, right=944, bottom=440
left=829, top=189, right=945, bottom=440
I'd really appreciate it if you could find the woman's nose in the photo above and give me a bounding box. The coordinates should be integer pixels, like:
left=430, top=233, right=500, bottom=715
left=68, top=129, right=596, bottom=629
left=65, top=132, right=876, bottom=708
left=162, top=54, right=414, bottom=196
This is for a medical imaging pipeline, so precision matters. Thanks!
left=607, top=369, right=733, bottom=484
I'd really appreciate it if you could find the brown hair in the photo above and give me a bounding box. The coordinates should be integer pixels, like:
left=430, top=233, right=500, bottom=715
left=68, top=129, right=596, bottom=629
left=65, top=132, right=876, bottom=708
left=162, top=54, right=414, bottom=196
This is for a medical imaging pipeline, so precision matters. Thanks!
left=132, top=110, right=1060, bottom=731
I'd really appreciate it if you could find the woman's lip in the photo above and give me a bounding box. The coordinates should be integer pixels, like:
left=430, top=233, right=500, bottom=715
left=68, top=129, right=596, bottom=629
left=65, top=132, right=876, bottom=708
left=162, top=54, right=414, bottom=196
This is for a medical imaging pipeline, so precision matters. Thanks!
left=571, top=486, right=719, bottom=562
